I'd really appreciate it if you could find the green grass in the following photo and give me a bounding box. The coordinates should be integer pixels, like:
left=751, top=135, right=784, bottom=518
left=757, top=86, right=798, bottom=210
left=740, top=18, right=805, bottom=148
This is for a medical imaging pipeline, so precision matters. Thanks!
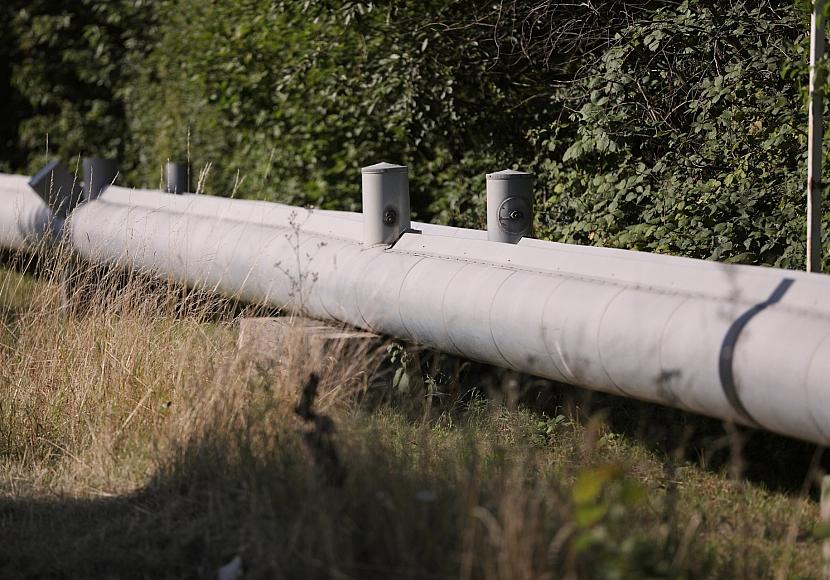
left=0, top=259, right=826, bottom=579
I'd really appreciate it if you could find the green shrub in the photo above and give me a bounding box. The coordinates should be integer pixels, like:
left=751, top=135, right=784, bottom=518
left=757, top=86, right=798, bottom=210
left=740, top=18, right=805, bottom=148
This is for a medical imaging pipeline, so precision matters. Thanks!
left=532, top=1, right=820, bottom=268
left=4, top=0, right=829, bottom=269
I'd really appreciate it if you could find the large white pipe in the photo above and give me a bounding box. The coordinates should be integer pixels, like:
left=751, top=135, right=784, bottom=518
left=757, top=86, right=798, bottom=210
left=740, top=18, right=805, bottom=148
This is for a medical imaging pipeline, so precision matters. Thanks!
left=98, top=185, right=485, bottom=241
left=0, top=174, right=61, bottom=252
left=67, top=187, right=830, bottom=446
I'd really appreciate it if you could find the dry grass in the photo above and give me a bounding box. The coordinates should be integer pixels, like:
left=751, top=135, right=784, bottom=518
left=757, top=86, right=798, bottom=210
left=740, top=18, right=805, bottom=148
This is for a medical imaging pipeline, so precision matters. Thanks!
left=0, top=253, right=826, bottom=579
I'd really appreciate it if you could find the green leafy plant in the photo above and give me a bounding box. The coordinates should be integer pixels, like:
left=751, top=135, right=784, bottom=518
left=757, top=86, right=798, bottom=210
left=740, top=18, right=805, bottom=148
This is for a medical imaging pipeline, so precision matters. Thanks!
left=3, top=0, right=829, bottom=269
left=569, top=463, right=683, bottom=578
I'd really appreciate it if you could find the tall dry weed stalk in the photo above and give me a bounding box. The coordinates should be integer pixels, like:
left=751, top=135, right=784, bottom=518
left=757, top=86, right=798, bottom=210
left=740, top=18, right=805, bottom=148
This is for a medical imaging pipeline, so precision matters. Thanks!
left=0, top=243, right=377, bottom=496
left=0, top=246, right=238, bottom=492
left=0, top=246, right=822, bottom=579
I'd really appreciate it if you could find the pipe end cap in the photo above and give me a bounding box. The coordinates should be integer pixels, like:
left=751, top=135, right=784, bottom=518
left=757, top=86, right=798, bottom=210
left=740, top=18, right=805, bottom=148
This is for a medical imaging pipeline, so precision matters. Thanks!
left=487, top=169, right=533, bottom=180
left=362, top=162, right=408, bottom=174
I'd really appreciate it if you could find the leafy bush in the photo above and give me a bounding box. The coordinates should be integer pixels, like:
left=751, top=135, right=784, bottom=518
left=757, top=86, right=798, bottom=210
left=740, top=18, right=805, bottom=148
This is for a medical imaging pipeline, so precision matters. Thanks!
left=533, top=1, right=819, bottom=268
left=3, top=0, right=829, bottom=269
left=5, top=0, right=156, bottom=173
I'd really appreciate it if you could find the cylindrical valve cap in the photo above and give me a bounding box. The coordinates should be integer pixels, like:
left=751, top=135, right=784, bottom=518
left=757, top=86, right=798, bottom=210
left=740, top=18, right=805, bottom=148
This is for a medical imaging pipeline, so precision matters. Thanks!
left=361, top=162, right=410, bottom=245
left=165, top=162, right=189, bottom=194
left=486, top=169, right=534, bottom=243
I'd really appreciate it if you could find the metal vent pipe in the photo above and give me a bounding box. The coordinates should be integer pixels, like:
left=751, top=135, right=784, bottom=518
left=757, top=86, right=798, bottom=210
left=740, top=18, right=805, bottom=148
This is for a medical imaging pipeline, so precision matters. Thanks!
left=82, top=157, right=118, bottom=201
left=165, top=162, right=189, bottom=194
left=486, top=169, right=533, bottom=243
left=29, top=161, right=83, bottom=218
left=361, top=162, right=410, bottom=245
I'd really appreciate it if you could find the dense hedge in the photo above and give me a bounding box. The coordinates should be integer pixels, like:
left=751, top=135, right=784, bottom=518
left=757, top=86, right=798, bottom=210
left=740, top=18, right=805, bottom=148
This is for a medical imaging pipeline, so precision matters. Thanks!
left=1, top=0, right=827, bottom=269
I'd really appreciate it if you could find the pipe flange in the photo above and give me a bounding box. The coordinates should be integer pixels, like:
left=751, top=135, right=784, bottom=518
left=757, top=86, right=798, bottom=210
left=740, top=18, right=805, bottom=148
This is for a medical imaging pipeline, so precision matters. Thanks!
left=497, top=196, right=531, bottom=235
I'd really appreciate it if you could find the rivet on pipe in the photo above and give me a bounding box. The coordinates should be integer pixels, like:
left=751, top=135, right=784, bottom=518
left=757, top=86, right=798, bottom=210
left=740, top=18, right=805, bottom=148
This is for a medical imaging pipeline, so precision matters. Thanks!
left=361, top=162, right=410, bottom=245
left=486, top=169, right=534, bottom=244
left=165, top=161, right=189, bottom=194
left=82, top=157, right=118, bottom=201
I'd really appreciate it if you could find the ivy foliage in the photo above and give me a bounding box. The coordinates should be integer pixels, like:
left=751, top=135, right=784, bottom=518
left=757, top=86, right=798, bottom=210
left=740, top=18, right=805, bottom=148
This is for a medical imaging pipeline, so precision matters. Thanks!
left=124, top=0, right=537, bottom=221
left=536, top=1, right=817, bottom=267
left=4, top=0, right=157, bottom=172
left=2, top=0, right=828, bottom=269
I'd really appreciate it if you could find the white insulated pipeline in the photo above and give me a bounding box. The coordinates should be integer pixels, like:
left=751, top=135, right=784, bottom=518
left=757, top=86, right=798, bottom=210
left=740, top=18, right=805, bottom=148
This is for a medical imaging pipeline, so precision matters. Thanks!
left=0, top=159, right=116, bottom=253
left=0, top=174, right=61, bottom=252
left=66, top=183, right=830, bottom=446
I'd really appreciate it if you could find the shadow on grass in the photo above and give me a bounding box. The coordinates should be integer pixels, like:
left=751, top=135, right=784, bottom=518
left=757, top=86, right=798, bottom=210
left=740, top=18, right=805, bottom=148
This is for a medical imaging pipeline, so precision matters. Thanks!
left=0, top=428, right=620, bottom=579
left=1, top=364, right=822, bottom=578
left=0, top=390, right=718, bottom=579
left=0, top=248, right=43, bottom=275
left=418, top=353, right=828, bottom=497
left=288, top=359, right=823, bottom=502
